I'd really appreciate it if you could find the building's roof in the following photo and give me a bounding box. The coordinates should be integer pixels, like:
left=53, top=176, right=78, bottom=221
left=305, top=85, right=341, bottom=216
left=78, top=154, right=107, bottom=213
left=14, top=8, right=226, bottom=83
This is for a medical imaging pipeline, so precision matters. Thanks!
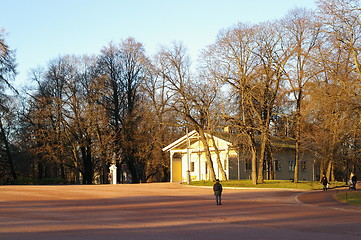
left=162, top=130, right=198, bottom=152
left=163, top=130, right=295, bottom=152
left=211, top=131, right=296, bottom=149
left=162, top=130, right=232, bottom=152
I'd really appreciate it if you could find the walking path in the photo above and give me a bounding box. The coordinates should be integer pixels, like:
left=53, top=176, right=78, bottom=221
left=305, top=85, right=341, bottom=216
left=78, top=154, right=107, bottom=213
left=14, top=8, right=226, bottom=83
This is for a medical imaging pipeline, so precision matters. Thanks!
left=297, top=188, right=361, bottom=212
left=0, top=183, right=360, bottom=240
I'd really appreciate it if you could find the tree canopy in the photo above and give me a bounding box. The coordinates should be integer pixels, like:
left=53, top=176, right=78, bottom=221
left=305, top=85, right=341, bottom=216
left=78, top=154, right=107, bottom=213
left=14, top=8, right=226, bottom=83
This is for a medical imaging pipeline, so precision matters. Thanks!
left=0, top=0, right=360, bottom=184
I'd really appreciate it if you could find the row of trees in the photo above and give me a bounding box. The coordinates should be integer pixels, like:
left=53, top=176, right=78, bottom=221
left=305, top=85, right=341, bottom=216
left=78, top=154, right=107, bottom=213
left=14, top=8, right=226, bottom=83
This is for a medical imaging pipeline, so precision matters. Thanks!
left=0, top=0, right=360, bottom=184
left=21, top=39, right=174, bottom=184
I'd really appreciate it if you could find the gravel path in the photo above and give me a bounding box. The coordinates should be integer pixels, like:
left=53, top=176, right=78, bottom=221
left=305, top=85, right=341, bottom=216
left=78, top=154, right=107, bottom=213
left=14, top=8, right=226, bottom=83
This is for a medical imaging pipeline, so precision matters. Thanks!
left=0, top=183, right=360, bottom=240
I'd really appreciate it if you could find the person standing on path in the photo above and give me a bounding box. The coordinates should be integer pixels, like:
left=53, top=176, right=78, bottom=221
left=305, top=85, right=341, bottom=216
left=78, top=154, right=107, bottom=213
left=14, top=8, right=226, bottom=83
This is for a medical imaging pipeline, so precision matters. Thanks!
left=213, top=179, right=223, bottom=205
left=320, top=174, right=329, bottom=191
left=351, top=174, right=357, bottom=190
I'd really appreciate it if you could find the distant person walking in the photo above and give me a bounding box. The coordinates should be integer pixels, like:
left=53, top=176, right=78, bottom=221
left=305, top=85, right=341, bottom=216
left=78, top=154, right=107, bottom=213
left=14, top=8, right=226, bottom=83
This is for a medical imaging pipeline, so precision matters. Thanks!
left=320, top=174, right=329, bottom=191
left=213, top=179, right=223, bottom=205
left=351, top=173, right=357, bottom=190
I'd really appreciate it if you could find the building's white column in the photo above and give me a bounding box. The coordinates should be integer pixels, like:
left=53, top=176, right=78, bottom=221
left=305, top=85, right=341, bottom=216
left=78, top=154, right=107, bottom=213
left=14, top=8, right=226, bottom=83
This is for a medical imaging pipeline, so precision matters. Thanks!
left=170, top=150, right=173, bottom=182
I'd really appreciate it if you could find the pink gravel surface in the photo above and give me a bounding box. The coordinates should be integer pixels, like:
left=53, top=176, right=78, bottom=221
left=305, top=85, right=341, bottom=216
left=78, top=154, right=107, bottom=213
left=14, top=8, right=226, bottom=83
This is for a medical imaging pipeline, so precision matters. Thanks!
left=0, top=183, right=360, bottom=240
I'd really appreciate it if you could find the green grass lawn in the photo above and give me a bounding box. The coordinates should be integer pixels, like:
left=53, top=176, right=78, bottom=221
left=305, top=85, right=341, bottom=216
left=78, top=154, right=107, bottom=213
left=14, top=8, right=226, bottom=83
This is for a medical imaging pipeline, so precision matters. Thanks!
left=190, top=180, right=361, bottom=206
left=189, top=180, right=345, bottom=190
left=335, top=191, right=361, bottom=206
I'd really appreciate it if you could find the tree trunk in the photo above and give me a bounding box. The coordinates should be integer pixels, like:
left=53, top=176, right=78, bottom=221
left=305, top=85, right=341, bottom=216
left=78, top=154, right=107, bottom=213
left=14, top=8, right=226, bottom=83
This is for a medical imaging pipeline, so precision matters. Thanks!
left=0, top=118, right=16, bottom=181
left=197, top=129, right=216, bottom=181
left=81, top=139, right=93, bottom=184
left=319, top=158, right=326, bottom=180
left=257, top=128, right=268, bottom=183
left=210, top=135, right=227, bottom=180
left=294, top=94, right=302, bottom=183
left=245, top=132, right=258, bottom=185
left=266, top=144, right=274, bottom=180
left=251, top=145, right=258, bottom=185
left=326, top=160, right=334, bottom=182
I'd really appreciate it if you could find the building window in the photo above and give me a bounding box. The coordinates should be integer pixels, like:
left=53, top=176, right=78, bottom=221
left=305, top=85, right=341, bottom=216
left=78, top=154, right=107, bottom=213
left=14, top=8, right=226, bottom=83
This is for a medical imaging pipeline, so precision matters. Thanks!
left=274, top=160, right=281, bottom=171
left=288, top=161, right=295, bottom=172
left=301, top=161, right=307, bottom=172
left=190, top=162, right=195, bottom=172
left=245, top=159, right=252, bottom=171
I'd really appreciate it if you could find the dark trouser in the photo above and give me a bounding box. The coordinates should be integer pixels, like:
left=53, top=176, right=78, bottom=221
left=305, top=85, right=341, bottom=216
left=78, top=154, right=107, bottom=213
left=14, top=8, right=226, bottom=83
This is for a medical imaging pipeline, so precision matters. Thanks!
left=214, top=191, right=222, bottom=205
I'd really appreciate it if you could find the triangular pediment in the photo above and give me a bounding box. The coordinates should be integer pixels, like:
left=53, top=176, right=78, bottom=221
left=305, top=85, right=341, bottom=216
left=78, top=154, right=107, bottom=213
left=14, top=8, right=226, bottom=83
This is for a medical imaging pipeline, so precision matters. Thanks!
left=162, top=130, right=232, bottom=152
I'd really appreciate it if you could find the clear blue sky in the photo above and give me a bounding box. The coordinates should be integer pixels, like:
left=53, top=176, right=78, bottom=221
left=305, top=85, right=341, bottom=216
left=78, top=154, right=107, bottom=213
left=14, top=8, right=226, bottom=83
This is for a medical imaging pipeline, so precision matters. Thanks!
left=1, top=0, right=316, bottom=88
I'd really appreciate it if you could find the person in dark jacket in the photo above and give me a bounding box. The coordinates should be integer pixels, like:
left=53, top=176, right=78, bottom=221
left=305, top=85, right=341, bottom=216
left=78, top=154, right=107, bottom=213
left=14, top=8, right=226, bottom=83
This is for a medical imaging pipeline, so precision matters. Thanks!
left=320, top=174, right=328, bottom=191
left=213, top=179, right=223, bottom=205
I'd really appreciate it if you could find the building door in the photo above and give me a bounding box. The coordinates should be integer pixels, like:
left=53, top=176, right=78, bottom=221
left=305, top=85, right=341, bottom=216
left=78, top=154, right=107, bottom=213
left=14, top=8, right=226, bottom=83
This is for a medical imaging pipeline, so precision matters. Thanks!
left=172, top=159, right=182, bottom=182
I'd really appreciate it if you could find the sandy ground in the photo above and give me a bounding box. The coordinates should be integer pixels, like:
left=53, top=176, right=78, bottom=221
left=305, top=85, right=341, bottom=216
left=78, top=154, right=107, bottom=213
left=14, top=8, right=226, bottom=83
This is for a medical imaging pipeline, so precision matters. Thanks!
left=0, top=183, right=360, bottom=240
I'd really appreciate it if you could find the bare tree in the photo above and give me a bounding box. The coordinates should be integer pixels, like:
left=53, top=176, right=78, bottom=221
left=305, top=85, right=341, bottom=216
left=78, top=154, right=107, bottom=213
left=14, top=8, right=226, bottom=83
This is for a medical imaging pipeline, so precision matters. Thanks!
left=61, top=55, right=102, bottom=184
left=0, top=29, right=17, bottom=183
left=25, top=56, right=104, bottom=184
left=281, top=8, right=321, bottom=182
left=202, top=23, right=259, bottom=184
left=203, top=21, right=290, bottom=183
left=155, top=42, right=220, bottom=181
left=251, top=22, right=291, bottom=183
left=141, top=62, right=176, bottom=181
left=317, top=0, right=361, bottom=82
left=307, top=0, right=361, bottom=180
left=96, top=42, right=124, bottom=178
left=96, top=38, right=148, bottom=183
left=0, top=29, right=16, bottom=89
left=25, top=65, right=68, bottom=182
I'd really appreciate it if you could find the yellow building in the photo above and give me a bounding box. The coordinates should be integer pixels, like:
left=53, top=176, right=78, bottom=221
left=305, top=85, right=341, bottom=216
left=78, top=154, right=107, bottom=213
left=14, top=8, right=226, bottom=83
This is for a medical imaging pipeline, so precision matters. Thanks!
left=163, top=130, right=315, bottom=182
left=163, top=130, right=236, bottom=182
